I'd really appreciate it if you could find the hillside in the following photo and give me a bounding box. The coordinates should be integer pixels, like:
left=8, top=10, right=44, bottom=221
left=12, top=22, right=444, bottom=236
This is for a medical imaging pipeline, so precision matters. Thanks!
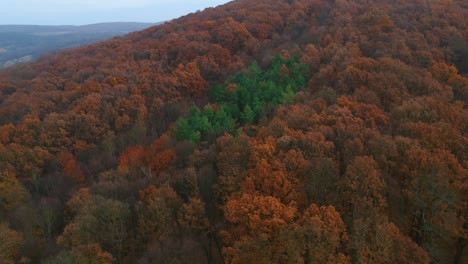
left=0, top=22, right=156, bottom=69
left=0, top=0, right=466, bottom=263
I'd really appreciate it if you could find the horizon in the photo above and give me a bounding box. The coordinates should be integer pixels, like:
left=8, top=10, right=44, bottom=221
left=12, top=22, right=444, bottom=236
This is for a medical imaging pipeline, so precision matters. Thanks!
left=0, top=22, right=156, bottom=27
left=0, top=0, right=231, bottom=26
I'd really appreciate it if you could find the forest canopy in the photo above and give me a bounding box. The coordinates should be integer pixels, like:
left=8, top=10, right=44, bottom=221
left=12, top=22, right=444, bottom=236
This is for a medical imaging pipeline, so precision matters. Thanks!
left=0, top=0, right=466, bottom=263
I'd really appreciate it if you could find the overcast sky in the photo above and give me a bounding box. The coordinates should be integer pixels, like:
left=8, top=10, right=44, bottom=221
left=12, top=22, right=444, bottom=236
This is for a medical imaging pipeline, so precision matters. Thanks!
left=0, top=0, right=232, bottom=25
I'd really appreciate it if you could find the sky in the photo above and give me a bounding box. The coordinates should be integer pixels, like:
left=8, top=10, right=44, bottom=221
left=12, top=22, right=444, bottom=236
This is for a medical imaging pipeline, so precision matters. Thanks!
left=0, top=0, right=232, bottom=25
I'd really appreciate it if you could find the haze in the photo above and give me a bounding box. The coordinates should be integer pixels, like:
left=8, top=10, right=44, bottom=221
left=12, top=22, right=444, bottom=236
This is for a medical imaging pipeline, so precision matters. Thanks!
left=0, top=0, right=231, bottom=25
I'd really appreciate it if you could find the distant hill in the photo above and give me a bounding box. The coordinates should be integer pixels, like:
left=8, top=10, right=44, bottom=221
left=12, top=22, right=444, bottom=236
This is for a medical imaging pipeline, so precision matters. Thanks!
left=0, top=22, right=156, bottom=69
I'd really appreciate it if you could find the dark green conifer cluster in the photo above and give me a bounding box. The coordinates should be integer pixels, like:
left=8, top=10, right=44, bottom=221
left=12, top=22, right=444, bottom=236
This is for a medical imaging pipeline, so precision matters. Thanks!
left=175, top=56, right=308, bottom=142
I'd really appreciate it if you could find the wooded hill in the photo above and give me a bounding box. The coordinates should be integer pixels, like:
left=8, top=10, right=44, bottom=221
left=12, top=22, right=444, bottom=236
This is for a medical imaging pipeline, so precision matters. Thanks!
left=0, top=0, right=466, bottom=263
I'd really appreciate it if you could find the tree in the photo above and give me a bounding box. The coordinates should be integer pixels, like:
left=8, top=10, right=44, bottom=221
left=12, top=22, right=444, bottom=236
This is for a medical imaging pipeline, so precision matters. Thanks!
left=178, top=198, right=209, bottom=233
left=214, top=133, right=251, bottom=208
left=174, top=62, right=209, bottom=98
left=58, top=152, right=85, bottom=185
left=0, top=224, right=23, bottom=264
left=175, top=118, right=199, bottom=143
left=298, top=204, right=350, bottom=264
left=338, top=156, right=391, bottom=263
left=0, top=169, right=29, bottom=212
left=339, top=156, right=386, bottom=219
left=386, top=223, right=430, bottom=264
left=65, top=188, right=92, bottom=218
left=117, top=145, right=145, bottom=172
left=224, top=194, right=296, bottom=238
left=223, top=194, right=299, bottom=263
left=44, top=244, right=113, bottom=264
left=242, top=159, right=298, bottom=206
left=58, top=195, right=130, bottom=259
left=401, top=149, right=465, bottom=261
left=136, top=185, right=183, bottom=244
left=240, top=105, right=255, bottom=124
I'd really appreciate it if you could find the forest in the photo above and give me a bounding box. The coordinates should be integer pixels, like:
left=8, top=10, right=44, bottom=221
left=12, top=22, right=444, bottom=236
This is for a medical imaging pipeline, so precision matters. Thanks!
left=0, top=0, right=466, bottom=263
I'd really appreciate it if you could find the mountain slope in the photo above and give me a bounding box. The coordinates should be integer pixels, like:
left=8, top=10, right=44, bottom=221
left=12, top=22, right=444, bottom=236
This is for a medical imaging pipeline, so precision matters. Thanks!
left=0, top=0, right=466, bottom=263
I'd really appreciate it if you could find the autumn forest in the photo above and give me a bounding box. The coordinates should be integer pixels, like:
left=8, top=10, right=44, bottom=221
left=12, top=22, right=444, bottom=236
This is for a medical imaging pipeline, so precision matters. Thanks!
left=0, top=0, right=466, bottom=263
